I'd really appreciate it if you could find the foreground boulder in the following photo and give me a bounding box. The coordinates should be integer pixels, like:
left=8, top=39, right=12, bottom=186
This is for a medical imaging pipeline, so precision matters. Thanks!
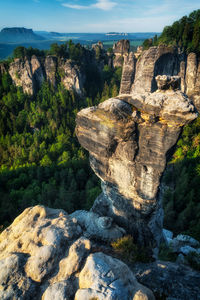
left=76, top=75, right=197, bottom=253
left=0, top=205, right=155, bottom=299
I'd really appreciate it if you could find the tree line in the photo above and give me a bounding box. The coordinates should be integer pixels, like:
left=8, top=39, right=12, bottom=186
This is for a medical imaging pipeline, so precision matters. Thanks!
left=143, top=9, right=200, bottom=55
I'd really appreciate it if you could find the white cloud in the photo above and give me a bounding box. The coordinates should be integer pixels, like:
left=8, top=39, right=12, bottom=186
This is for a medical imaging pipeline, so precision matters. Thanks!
left=93, top=0, right=117, bottom=10
left=62, top=0, right=117, bottom=11
left=62, top=3, right=88, bottom=9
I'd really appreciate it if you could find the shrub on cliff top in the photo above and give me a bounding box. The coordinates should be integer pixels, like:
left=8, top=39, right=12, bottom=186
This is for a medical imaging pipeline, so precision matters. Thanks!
left=111, top=235, right=152, bottom=263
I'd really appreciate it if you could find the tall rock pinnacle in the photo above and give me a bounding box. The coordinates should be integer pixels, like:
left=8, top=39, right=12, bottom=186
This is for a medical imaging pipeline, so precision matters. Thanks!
left=76, top=66, right=197, bottom=253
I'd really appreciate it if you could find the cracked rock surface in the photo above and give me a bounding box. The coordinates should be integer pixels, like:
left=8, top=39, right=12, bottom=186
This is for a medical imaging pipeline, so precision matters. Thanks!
left=76, top=77, right=197, bottom=251
left=0, top=205, right=154, bottom=300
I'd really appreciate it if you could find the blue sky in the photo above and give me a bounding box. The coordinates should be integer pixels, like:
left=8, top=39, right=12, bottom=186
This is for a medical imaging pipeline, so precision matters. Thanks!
left=0, top=0, right=200, bottom=32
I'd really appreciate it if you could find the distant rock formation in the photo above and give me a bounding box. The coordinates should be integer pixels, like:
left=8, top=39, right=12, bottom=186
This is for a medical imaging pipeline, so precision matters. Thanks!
left=120, top=44, right=200, bottom=111
left=76, top=73, right=197, bottom=253
left=0, top=205, right=155, bottom=300
left=113, top=39, right=130, bottom=67
left=8, top=56, right=84, bottom=95
left=0, top=27, right=45, bottom=43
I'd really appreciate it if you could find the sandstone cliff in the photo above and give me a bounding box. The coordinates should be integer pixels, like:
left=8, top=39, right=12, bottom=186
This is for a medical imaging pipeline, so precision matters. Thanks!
left=120, top=44, right=200, bottom=111
left=113, top=39, right=130, bottom=68
left=76, top=74, right=197, bottom=253
left=8, top=56, right=84, bottom=95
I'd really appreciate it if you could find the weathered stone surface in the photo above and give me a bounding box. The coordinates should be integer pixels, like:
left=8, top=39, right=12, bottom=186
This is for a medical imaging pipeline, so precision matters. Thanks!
left=31, top=55, right=44, bottom=87
left=0, top=205, right=155, bottom=299
left=71, top=210, right=125, bottom=241
left=8, top=55, right=85, bottom=95
left=169, top=233, right=200, bottom=254
left=9, top=57, right=35, bottom=94
left=131, top=45, right=179, bottom=94
left=156, top=75, right=180, bottom=90
left=113, top=39, right=130, bottom=55
left=120, top=52, right=136, bottom=94
left=163, top=229, right=173, bottom=246
left=53, top=237, right=91, bottom=281
left=76, top=82, right=197, bottom=251
left=175, top=234, right=200, bottom=247
left=75, top=252, right=155, bottom=300
left=185, top=52, right=200, bottom=111
left=59, top=59, right=84, bottom=95
left=45, top=55, right=57, bottom=88
left=0, top=205, right=83, bottom=298
left=42, top=280, right=75, bottom=300
left=186, top=53, right=197, bottom=96
left=133, top=260, right=200, bottom=300
left=113, top=39, right=130, bottom=67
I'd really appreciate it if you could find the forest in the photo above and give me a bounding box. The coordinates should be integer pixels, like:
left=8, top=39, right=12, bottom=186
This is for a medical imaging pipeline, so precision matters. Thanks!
left=143, top=9, right=200, bottom=55
left=0, top=41, right=122, bottom=229
left=0, top=12, right=200, bottom=241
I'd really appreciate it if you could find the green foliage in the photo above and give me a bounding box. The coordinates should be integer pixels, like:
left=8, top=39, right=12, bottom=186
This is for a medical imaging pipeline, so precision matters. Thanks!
left=142, top=9, right=200, bottom=54
left=0, top=43, right=123, bottom=229
left=13, top=46, right=45, bottom=59
left=111, top=235, right=152, bottom=263
left=158, top=244, right=177, bottom=262
left=143, top=38, right=153, bottom=50
left=157, top=9, right=200, bottom=54
left=163, top=116, right=200, bottom=241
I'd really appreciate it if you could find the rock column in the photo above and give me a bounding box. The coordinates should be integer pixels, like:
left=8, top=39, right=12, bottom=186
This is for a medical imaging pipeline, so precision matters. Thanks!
left=76, top=76, right=197, bottom=253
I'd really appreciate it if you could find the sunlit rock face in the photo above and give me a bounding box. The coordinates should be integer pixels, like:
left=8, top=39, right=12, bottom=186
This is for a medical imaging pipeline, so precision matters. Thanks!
left=59, top=59, right=84, bottom=96
left=8, top=56, right=84, bottom=95
left=113, top=39, right=130, bottom=68
left=120, top=44, right=200, bottom=112
left=45, top=55, right=57, bottom=88
left=185, top=52, right=200, bottom=111
left=76, top=75, right=197, bottom=251
left=0, top=205, right=155, bottom=299
left=9, top=57, right=36, bottom=95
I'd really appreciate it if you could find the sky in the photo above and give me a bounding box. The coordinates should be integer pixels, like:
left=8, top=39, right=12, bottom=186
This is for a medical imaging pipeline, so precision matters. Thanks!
left=0, top=0, right=200, bottom=33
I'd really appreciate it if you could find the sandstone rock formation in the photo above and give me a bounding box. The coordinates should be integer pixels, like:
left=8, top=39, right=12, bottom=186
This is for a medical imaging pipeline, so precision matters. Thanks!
left=8, top=56, right=84, bottom=95
left=185, top=52, right=200, bottom=111
left=130, top=45, right=179, bottom=94
left=119, top=52, right=136, bottom=94
left=120, top=44, right=200, bottom=111
left=76, top=75, right=197, bottom=253
left=0, top=205, right=155, bottom=300
left=59, top=59, right=84, bottom=95
left=44, top=55, right=57, bottom=88
left=9, top=57, right=35, bottom=94
left=113, top=39, right=130, bottom=68
left=133, top=260, right=200, bottom=299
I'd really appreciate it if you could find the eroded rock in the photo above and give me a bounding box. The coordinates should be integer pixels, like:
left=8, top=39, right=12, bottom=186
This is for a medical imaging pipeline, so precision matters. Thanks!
left=0, top=205, right=155, bottom=299
left=76, top=80, right=197, bottom=252
left=113, top=39, right=130, bottom=67
left=9, top=57, right=35, bottom=94
left=133, top=260, right=200, bottom=300
left=71, top=210, right=125, bottom=241
left=59, top=59, right=84, bottom=96
left=45, top=55, right=57, bottom=88
left=75, top=252, right=155, bottom=300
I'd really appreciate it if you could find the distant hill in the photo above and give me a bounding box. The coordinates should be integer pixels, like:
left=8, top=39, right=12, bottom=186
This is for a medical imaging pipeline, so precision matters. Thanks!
left=0, top=27, right=45, bottom=43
